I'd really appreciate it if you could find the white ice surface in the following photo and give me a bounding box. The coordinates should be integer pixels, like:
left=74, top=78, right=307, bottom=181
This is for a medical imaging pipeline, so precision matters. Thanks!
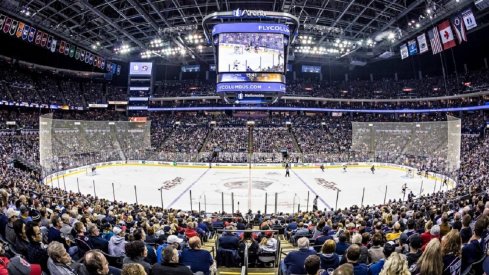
left=60, top=165, right=450, bottom=213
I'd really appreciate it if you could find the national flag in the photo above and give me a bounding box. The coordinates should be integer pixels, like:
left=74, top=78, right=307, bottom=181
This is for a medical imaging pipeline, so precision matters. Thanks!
left=451, top=14, right=467, bottom=44
left=417, top=33, right=429, bottom=54
left=28, top=27, right=36, bottom=42
left=0, top=15, right=6, bottom=28
left=35, top=30, right=43, bottom=44
left=64, top=43, right=70, bottom=55
left=428, top=27, right=443, bottom=54
left=47, top=36, right=52, bottom=49
left=9, top=20, right=18, bottom=36
left=59, top=40, right=65, bottom=53
left=462, top=8, right=477, bottom=30
left=15, top=22, right=24, bottom=38
left=408, top=40, right=417, bottom=56
left=400, top=44, right=409, bottom=60
left=50, top=39, right=57, bottom=53
left=22, top=25, right=29, bottom=40
left=41, top=32, right=48, bottom=47
left=69, top=45, right=75, bottom=58
left=3, top=17, right=12, bottom=33
left=438, top=20, right=456, bottom=50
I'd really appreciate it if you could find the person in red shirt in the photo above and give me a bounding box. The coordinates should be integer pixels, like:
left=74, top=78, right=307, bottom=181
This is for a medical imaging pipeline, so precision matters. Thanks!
left=420, top=220, right=433, bottom=247
left=185, top=222, right=198, bottom=239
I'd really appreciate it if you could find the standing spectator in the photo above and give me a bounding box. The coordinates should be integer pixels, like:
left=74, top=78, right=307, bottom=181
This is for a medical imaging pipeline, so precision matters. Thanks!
left=109, top=226, right=127, bottom=257
left=180, top=236, right=214, bottom=275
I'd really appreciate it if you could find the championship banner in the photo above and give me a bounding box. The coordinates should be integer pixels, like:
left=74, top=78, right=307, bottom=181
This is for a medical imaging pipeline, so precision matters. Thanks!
left=462, top=8, right=477, bottom=30
left=85, top=52, right=90, bottom=63
left=64, top=42, right=69, bottom=55
left=22, top=25, right=29, bottom=40
left=15, top=22, right=24, bottom=38
left=417, top=33, right=428, bottom=54
left=438, top=20, right=456, bottom=50
left=28, top=27, right=35, bottom=42
left=407, top=40, right=417, bottom=56
left=58, top=40, right=65, bottom=53
left=69, top=45, right=75, bottom=58
left=89, top=53, right=94, bottom=65
left=41, top=32, right=48, bottom=47
left=80, top=49, right=85, bottom=61
left=100, top=58, right=105, bottom=69
left=451, top=14, right=467, bottom=44
left=50, top=39, right=57, bottom=52
left=400, top=44, right=409, bottom=59
left=116, top=65, right=121, bottom=76
left=35, top=30, right=43, bottom=44
left=46, top=35, right=52, bottom=49
left=9, top=20, right=18, bottom=36
left=3, top=17, right=12, bottom=33
left=75, top=48, right=80, bottom=59
left=0, top=15, right=6, bottom=28
left=93, top=56, right=98, bottom=67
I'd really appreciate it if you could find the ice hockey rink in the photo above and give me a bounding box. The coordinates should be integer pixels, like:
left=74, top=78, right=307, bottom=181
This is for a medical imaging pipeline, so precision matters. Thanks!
left=218, top=43, right=283, bottom=72
left=53, top=164, right=452, bottom=213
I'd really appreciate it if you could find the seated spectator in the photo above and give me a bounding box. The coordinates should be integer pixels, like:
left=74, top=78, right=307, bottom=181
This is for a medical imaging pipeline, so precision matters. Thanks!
left=314, top=226, right=333, bottom=248
left=460, top=214, right=472, bottom=244
left=304, top=255, right=322, bottom=275
left=368, top=233, right=385, bottom=263
left=439, top=213, right=451, bottom=237
left=258, top=231, right=278, bottom=253
left=405, top=234, right=422, bottom=267
left=109, top=226, right=127, bottom=257
left=180, top=236, right=214, bottom=275
left=5, top=208, right=19, bottom=244
left=319, top=239, right=340, bottom=270
left=332, top=263, right=353, bottom=275
left=156, top=235, right=183, bottom=264
left=420, top=220, right=433, bottom=247
left=13, top=219, right=29, bottom=256
left=282, top=237, right=316, bottom=275
left=151, top=246, right=192, bottom=275
left=351, top=233, right=368, bottom=264
left=123, top=240, right=151, bottom=274
left=47, top=241, right=77, bottom=275
left=122, top=263, right=147, bottom=275
left=80, top=249, right=111, bottom=275
left=378, top=252, right=410, bottom=275
left=88, top=224, right=109, bottom=253
left=410, top=238, right=443, bottom=275
left=344, top=244, right=368, bottom=275
left=239, top=231, right=259, bottom=265
left=441, top=229, right=462, bottom=275
left=385, top=222, right=401, bottom=242
left=369, top=241, right=396, bottom=275
left=26, top=222, right=49, bottom=271
left=218, top=227, right=240, bottom=250
left=0, top=243, right=10, bottom=274
left=74, top=221, right=93, bottom=258
left=7, top=256, right=42, bottom=275
left=461, top=218, right=485, bottom=271
left=451, top=213, right=462, bottom=231
left=132, top=228, right=157, bottom=265
left=184, top=222, right=198, bottom=239
left=336, top=232, right=350, bottom=256
left=48, top=215, right=64, bottom=244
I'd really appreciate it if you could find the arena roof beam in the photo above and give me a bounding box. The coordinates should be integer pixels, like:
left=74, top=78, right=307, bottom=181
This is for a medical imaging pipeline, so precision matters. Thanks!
left=329, top=0, right=356, bottom=30
left=78, top=0, right=145, bottom=49
left=353, top=0, right=409, bottom=39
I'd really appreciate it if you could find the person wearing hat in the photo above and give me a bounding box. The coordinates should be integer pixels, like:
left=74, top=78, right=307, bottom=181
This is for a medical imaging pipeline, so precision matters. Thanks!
left=7, top=256, right=42, bottom=275
left=156, top=235, right=183, bottom=264
left=109, top=226, right=127, bottom=257
left=5, top=208, right=20, bottom=244
left=368, top=241, right=396, bottom=275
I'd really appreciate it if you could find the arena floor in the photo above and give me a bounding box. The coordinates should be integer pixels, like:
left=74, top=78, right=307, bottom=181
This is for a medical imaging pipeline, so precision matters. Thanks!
left=57, top=165, right=451, bottom=213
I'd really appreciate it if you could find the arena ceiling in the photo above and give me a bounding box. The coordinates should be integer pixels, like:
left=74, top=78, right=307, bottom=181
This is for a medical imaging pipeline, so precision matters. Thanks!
left=0, top=0, right=480, bottom=65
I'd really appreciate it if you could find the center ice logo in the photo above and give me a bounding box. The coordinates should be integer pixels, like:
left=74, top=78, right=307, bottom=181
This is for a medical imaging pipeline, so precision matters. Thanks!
left=315, top=178, right=341, bottom=192
left=161, top=177, right=184, bottom=190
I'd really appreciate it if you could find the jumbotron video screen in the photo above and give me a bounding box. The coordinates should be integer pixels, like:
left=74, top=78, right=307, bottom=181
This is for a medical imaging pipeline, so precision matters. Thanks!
left=218, top=33, right=285, bottom=73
